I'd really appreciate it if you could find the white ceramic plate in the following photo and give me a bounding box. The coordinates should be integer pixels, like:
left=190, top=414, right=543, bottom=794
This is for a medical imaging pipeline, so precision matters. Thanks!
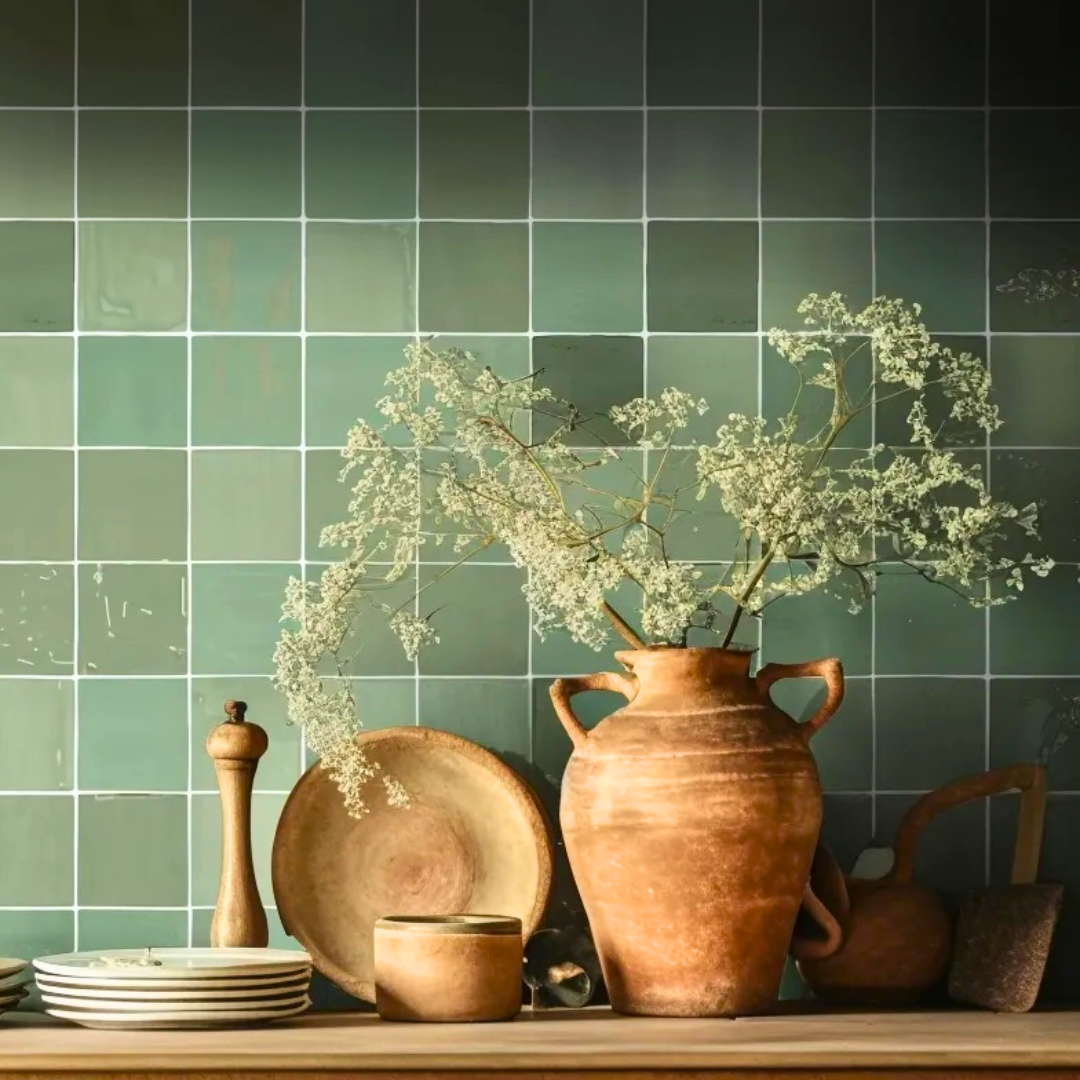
left=45, top=998, right=310, bottom=1030
left=41, top=990, right=309, bottom=1013
left=34, top=948, right=311, bottom=980
left=34, top=969, right=311, bottom=991
left=0, top=958, right=27, bottom=980
left=35, top=976, right=310, bottom=1001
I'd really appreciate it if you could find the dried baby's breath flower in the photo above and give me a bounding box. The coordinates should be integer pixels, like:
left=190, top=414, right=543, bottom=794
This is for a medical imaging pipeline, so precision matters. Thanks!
left=276, top=300, right=1053, bottom=815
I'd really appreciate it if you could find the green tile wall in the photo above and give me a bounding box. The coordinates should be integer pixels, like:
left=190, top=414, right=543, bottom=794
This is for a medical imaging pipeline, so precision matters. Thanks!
left=1, top=0, right=1080, bottom=1003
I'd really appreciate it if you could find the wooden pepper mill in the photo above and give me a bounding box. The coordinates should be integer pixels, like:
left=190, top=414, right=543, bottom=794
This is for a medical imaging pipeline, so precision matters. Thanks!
left=206, top=700, right=269, bottom=948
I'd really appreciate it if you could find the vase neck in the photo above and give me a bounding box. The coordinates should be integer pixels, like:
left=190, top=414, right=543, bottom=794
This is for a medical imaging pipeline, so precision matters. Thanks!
left=615, top=648, right=755, bottom=710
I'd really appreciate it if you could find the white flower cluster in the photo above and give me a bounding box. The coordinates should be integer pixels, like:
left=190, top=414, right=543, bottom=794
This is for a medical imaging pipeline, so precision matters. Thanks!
left=275, top=299, right=1055, bottom=815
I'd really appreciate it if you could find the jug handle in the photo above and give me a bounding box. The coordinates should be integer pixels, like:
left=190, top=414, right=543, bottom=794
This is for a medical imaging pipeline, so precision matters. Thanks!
left=889, top=762, right=1047, bottom=885
left=756, top=658, right=845, bottom=742
left=549, top=673, right=638, bottom=750
left=792, top=881, right=845, bottom=962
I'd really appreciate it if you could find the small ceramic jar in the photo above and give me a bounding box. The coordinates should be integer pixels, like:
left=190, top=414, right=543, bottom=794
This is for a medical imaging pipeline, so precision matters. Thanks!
left=374, top=914, right=523, bottom=1022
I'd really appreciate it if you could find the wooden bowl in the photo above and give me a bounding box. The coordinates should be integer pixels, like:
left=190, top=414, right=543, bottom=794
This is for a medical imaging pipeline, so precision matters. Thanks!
left=374, top=914, right=523, bottom=1022
left=272, top=727, right=553, bottom=1001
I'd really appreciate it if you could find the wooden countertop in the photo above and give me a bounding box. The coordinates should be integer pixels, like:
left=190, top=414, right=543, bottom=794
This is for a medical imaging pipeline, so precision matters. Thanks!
left=2, top=1008, right=1080, bottom=1077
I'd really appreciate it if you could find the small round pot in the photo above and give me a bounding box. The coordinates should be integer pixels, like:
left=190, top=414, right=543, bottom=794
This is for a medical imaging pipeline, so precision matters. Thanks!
left=374, top=915, right=523, bottom=1022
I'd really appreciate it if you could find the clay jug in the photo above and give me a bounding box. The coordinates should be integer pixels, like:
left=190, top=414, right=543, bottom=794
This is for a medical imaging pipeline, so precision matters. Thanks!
left=550, top=647, right=845, bottom=1017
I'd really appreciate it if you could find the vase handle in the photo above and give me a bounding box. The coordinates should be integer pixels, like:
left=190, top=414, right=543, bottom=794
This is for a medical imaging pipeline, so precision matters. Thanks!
left=549, top=673, right=638, bottom=750
left=756, top=658, right=845, bottom=743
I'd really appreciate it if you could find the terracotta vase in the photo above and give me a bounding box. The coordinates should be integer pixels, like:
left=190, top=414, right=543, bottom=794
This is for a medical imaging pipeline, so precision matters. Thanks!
left=550, top=647, right=844, bottom=1017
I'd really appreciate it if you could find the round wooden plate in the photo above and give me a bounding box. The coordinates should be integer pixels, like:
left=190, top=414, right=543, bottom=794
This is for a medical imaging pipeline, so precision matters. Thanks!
left=272, top=727, right=554, bottom=1001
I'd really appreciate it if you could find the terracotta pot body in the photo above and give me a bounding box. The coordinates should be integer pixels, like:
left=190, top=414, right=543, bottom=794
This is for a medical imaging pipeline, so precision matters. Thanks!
left=550, top=647, right=845, bottom=1017
left=374, top=915, right=523, bottom=1022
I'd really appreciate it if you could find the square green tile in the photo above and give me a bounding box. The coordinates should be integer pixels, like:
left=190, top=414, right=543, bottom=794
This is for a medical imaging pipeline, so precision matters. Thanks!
left=78, top=337, right=187, bottom=447
left=767, top=677, right=872, bottom=792
left=350, top=679, right=418, bottom=733
left=79, top=910, right=188, bottom=951
left=648, top=221, right=757, bottom=333
left=79, top=222, right=187, bottom=332
left=0, top=910, right=73, bottom=960
left=647, top=451, right=740, bottom=561
left=304, top=561, right=416, bottom=676
left=990, top=0, right=1079, bottom=107
left=533, top=677, right=622, bottom=782
left=875, top=678, right=986, bottom=791
left=429, top=336, right=531, bottom=379
left=0, top=797, right=72, bottom=905
left=191, top=677, right=302, bottom=792
left=532, top=111, right=642, bottom=220
left=992, top=450, right=1080, bottom=562
left=0, top=565, right=73, bottom=675
left=877, top=0, right=985, bottom=106
left=78, top=0, right=188, bottom=105
left=876, top=111, right=985, bottom=218
left=534, top=224, right=643, bottom=333
left=876, top=222, right=986, bottom=333
left=647, top=111, right=758, bottom=219
left=305, top=0, right=415, bottom=106
left=418, top=679, right=531, bottom=761
left=647, top=0, right=757, bottom=105
left=79, top=794, right=186, bottom=906
left=646, top=336, right=757, bottom=442
left=0, top=112, right=73, bottom=216
left=991, top=337, right=1080, bottom=447
left=420, top=111, right=529, bottom=219
left=417, top=565, right=529, bottom=676
left=191, top=0, right=301, bottom=105
left=531, top=335, right=643, bottom=446
left=762, top=222, right=873, bottom=331
left=305, top=111, right=415, bottom=219
left=192, top=450, right=302, bottom=561
left=875, top=793, right=985, bottom=892
left=532, top=0, right=643, bottom=106
left=763, top=0, right=871, bottom=105
left=419, top=223, right=528, bottom=332
left=820, top=795, right=873, bottom=871
left=0, top=338, right=73, bottom=447
left=191, top=792, right=285, bottom=905
left=78, top=111, right=187, bottom=218
left=419, top=0, right=528, bottom=106
left=305, top=449, right=356, bottom=559
left=79, top=564, right=188, bottom=676
left=990, top=678, right=1080, bottom=792
left=306, top=336, right=411, bottom=446
left=191, top=111, right=301, bottom=218
left=78, top=450, right=186, bottom=560
left=0, top=0, right=74, bottom=105
left=762, top=110, right=871, bottom=217
left=0, top=222, right=73, bottom=332
left=78, top=679, right=188, bottom=791
left=875, top=567, right=986, bottom=675
left=192, top=222, right=301, bottom=332
left=306, top=223, right=416, bottom=332
left=532, top=579, right=643, bottom=676
left=0, top=679, right=73, bottom=790
left=193, top=564, right=298, bottom=675
left=0, top=450, right=73, bottom=559
left=991, top=223, right=1080, bottom=333
left=762, top=336, right=873, bottom=447
left=877, top=335, right=987, bottom=450
left=191, top=336, right=301, bottom=447
left=761, top=581, right=873, bottom=675
left=991, top=111, right=1080, bottom=219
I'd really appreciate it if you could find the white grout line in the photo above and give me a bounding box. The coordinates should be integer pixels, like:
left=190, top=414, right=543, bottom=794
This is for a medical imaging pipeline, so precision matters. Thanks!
left=184, top=0, right=195, bottom=949
left=70, top=0, right=81, bottom=950
left=298, top=0, right=310, bottom=777
left=3, top=215, right=1078, bottom=224
left=2, top=103, right=1078, bottom=111
left=983, top=0, right=994, bottom=889
left=753, top=0, right=764, bottom=666
left=413, top=0, right=422, bottom=733
left=525, top=0, right=536, bottom=760
left=869, top=0, right=878, bottom=840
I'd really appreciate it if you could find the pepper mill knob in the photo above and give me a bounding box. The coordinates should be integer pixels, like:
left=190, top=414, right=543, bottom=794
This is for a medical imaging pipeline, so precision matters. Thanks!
left=206, top=699, right=269, bottom=948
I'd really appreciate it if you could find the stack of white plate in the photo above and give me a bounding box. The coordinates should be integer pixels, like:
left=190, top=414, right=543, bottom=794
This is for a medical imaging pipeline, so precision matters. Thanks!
left=33, top=948, right=312, bottom=1030
left=0, top=958, right=30, bottom=1016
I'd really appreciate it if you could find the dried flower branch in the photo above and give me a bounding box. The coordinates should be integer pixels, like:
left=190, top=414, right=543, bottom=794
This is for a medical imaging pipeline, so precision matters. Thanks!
left=274, top=294, right=1053, bottom=816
